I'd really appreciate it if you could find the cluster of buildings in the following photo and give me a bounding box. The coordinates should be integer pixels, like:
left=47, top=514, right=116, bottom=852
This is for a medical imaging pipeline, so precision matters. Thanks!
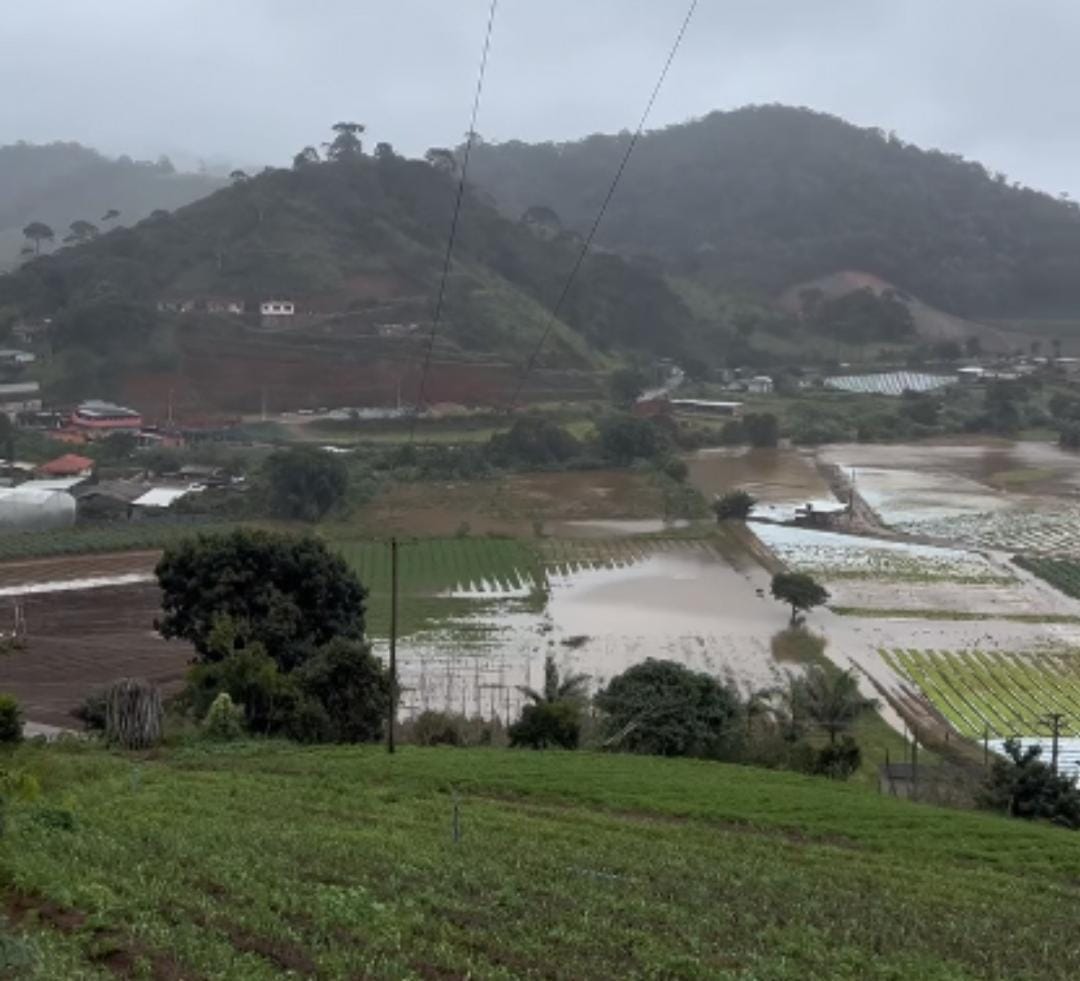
left=156, top=296, right=296, bottom=323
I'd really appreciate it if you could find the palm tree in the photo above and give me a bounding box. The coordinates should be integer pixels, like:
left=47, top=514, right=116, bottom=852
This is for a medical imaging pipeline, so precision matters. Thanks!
left=787, top=665, right=877, bottom=743
left=518, top=654, right=589, bottom=705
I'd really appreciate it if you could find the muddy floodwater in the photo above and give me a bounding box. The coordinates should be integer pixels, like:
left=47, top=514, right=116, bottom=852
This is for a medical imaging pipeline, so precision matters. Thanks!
left=687, top=447, right=838, bottom=519
left=378, top=546, right=792, bottom=722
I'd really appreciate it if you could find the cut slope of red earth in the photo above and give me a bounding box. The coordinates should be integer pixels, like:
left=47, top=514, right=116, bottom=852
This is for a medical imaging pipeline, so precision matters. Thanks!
left=122, top=324, right=601, bottom=419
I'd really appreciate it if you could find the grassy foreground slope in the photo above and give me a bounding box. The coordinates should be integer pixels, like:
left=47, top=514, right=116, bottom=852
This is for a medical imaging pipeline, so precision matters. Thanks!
left=3, top=744, right=1079, bottom=979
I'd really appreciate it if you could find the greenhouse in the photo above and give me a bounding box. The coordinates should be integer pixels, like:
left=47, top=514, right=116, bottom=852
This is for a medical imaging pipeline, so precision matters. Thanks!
left=0, top=487, right=76, bottom=531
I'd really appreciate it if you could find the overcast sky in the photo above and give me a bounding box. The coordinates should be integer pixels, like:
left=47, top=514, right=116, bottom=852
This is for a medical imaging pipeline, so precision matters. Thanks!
left=3, top=0, right=1077, bottom=194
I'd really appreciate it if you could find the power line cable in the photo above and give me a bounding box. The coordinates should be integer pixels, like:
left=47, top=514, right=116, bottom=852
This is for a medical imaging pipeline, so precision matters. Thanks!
left=501, top=0, right=699, bottom=413
left=409, top=0, right=499, bottom=441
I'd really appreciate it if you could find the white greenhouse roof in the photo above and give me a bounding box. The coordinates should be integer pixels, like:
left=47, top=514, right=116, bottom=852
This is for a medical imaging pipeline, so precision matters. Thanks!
left=132, top=484, right=204, bottom=508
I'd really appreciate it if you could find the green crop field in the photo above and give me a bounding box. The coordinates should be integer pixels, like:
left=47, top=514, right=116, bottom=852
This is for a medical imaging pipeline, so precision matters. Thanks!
left=2, top=741, right=1080, bottom=979
left=1014, top=554, right=1080, bottom=598
left=882, top=648, right=1080, bottom=738
left=0, top=521, right=234, bottom=562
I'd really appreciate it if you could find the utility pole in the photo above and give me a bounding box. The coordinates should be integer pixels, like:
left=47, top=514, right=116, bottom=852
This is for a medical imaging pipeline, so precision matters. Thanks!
left=387, top=537, right=399, bottom=754
left=1041, top=713, right=1066, bottom=774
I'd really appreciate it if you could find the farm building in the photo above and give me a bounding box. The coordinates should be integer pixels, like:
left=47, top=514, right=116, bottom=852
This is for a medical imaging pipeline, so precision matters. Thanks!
left=132, top=485, right=205, bottom=510
left=70, top=400, right=143, bottom=435
left=0, top=381, right=42, bottom=418
left=73, top=480, right=148, bottom=520
left=260, top=300, right=295, bottom=318
left=0, top=487, right=75, bottom=531
left=670, top=399, right=744, bottom=418
left=36, top=454, right=94, bottom=479
left=746, top=376, right=774, bottom=394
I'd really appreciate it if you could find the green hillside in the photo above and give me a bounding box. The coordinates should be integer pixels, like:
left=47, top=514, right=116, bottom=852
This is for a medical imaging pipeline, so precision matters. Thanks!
left=0, top=142, right=222, bottom=271
left=2, top=741, right=1077, bottom=979
left=0, top=142, right=703, bottom=403
left=469, top=105, right=1080, bottom=319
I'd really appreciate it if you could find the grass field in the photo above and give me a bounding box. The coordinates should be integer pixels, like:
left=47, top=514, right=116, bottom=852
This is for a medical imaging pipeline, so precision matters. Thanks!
left=882, top=648, right=1080, bottom=738
left=2, top=741, right=1080, bottom=979
left=0, top=521, right=234, bottom=563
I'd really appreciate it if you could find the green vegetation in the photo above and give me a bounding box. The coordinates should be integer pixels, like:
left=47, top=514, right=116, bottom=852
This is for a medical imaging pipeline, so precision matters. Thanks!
left=1015, top=554, right=1080, bottom=599
left=0, top=520, right=234, bottom=562
left=0, top=695, right=22, bottom=744
left=980, top=738, right=1080, bottom=828
left=713, top=489, right=755, bottom=520
left=882, top=648, right=1080, bottom=738
left=771, top=571, right=829, bottom=624
left=832, top=606, right=1080, bottom=623
left=2, top=741, right=1080, bottom=978
left=263, top=445, right=348, bottom=521
left=470, top=104, right=1080, bottom=319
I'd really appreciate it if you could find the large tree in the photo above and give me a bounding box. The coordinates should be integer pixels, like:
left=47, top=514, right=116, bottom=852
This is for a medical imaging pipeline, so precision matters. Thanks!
left=594, top=658, right=742, bottom=758
left=326, top=121, right=365, bottom=161
left=263, top=446, right=349, bottom=521
left=771, top=572, right=829, bottom=624
left=21, top=221, right=54, bottom=255
left=156, top=529, right=367, bottom=672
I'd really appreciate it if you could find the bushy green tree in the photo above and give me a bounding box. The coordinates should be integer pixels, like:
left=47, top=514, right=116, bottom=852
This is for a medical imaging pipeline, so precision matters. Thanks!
left=979, top=738, right=1080, bottom=828
left=713, top=489, right=755, bottom=520
left=263, top=446, right=349, bottom=521
left=486, top=416, right=581, bottom=467
left=771, top=572, right=829, bottom=624
left=294, top=638, right=390, bottom=743
left=594, top=659, right=742, bottom=758
left=608, top=367, right=648, bottom=406
left=156, top=529, right=366, bottom=672
left=202, top=692, right=245, bottom=741
left=742, top=413, right=779, bottom=448
left=597, top=414, right=666, bottom=463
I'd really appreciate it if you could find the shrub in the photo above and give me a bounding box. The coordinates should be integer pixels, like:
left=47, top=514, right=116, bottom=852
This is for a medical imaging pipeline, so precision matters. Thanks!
left=742, top=413, right=778, bottom=448
left=0, top=694, right=22, bottom=743
left=979, top=737, right=1080, bottom=828
left=807, top=736, right=862, bottom=779
left=187, top=645, right=300, bottom=735
left=509, top=701, right=581, bottom=749
left=661, top=457, right=688, bottom=482
left=409, top=710, right=464, bottom=746
left=263, top=445, right=349, bottom=521
left=104, top=679, right=163, bottom=750
left=73, top=689, right=108, bottom=731
left=713, top=489, right=755, bottom=520
left=202, top=692, right=245, bottom=741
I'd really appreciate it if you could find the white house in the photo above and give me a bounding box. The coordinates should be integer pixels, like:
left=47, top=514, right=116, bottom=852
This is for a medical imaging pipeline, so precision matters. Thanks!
left=746, top=375, right=774, bottom=394
left=260, top=300, right=295, bottom=317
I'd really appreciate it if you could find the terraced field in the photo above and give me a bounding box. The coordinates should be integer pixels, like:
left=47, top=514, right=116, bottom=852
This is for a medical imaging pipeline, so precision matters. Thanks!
left=882, top=648, right=1080, bottom=738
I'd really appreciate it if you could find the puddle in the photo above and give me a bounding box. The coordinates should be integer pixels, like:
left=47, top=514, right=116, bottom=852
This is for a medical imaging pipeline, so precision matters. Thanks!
left=547, top=519, right=690, bottom=538
left=0, top=573, right=155, bottom=597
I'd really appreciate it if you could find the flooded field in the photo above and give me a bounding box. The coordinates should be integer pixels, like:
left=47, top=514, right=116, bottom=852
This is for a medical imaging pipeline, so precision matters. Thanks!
left=379, top=543, right=791, bottom=721
left=687, top=447, right=838, bottom=520
left=820, top=440, right=1080, bottom=552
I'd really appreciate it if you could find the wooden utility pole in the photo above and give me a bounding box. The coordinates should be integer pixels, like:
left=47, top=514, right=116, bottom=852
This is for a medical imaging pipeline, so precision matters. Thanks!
left=1041, top=713, right=1066, bottom=774
left=387, top=537, right=399, bottom=754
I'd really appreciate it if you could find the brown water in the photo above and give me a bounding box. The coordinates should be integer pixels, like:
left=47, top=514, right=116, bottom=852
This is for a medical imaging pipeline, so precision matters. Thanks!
left=379, top=546, right=790, bottom=721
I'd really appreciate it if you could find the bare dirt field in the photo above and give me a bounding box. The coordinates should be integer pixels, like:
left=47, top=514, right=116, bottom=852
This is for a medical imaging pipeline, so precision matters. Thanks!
left=0, top=583, right=192, bottom=727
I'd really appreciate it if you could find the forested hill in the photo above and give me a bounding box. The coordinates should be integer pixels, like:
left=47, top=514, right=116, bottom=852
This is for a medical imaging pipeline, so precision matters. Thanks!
left=0, top=139, right=697, bottom=385
left=0, top=141, right=223, bottom=269
left=469, top=105, right=1080, bottom=318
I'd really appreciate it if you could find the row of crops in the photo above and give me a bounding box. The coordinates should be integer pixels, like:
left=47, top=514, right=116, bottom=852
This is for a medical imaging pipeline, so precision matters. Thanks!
left=896, top=508, right=1080, bottom=554
left=0, top=519, right=234, bottom=561
left=881, top=648, right=1080, bottom=738
left=1013, top=555, right=1080, bottom=598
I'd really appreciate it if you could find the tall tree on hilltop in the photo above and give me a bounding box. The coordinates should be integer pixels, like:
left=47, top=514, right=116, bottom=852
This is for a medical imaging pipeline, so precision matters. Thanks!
left=292, top=145, right=320, bottom=169
left=326, top=121, right=365, bottom=161
left=425, top=147, right=457, bottom=175
left=64, top=220, right=99, bottom=245
left=21, top=221, right=54, bottom=255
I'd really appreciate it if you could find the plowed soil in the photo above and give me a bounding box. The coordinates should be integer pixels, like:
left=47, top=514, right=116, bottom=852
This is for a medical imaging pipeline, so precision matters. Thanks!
left=0, top=580, right=192, bottom=727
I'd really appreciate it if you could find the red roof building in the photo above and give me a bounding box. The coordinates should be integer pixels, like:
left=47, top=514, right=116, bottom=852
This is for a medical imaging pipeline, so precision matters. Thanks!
left=36, top=453, right=95, bottom=478
left=70, top=400, right=143, bottom=434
